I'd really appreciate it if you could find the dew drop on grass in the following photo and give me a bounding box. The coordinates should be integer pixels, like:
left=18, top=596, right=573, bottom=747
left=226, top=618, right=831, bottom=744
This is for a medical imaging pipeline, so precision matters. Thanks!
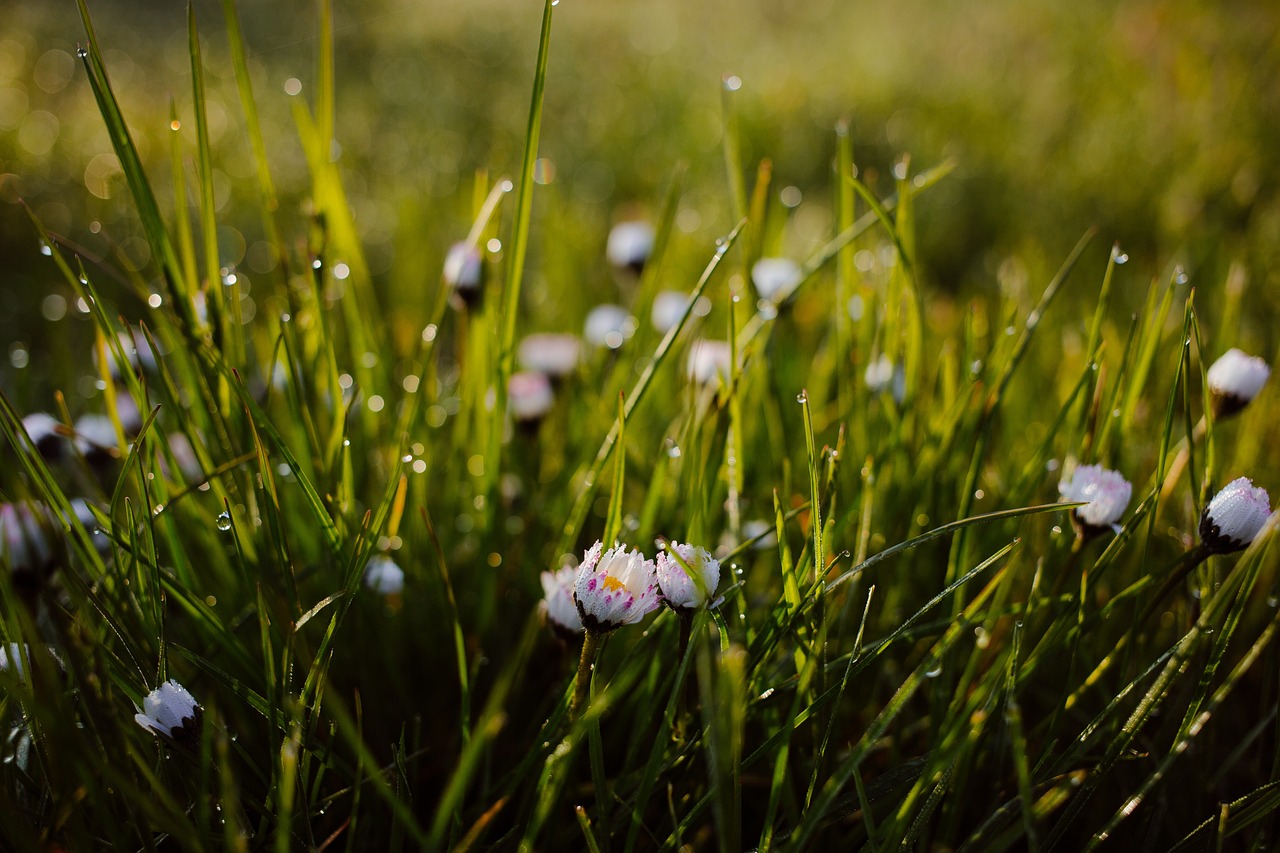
left=796, top=391, right=808, bottom=404
left=152, top=504, right=164, bottom=516
left=76, top=46, right=88, bottom=59
left=1114, top=252, right=1129, bottom=264
left=924, top=665, right=943, bottom=678
left=215, top=512, right=231, bottom=532
left=39, top=241, right=53, bottom=256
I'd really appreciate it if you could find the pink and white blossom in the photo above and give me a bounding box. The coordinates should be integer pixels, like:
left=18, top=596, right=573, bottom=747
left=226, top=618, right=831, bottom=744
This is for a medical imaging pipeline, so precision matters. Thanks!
left=573, top=542, right=660, bottom=631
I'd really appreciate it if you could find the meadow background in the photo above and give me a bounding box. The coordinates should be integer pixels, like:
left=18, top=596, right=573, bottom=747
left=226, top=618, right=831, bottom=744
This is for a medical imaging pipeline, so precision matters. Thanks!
left=2, top=0, right=1280, bottom=849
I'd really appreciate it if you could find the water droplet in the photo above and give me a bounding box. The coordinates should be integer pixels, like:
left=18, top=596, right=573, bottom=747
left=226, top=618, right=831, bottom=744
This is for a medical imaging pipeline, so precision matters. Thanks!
left=759, top=687, right=775, bottom=700
left=401, top=454, right=413, bottom=463
left=667, top=444, right=682, bottom=458
left=342, top=439, right=351, bottom=447
left=796, top=391, right=808, bottom=404
left=76, top=46, right=88, bottom=59
left=312, top=259, right=323, bottom=270
left=1114, top=252, right=1129, bottom=264
left=39, top=241, right=53, bottom=257
left=152, top=504, right=164, bottom=516
left=215, top=511, right=231, bottom=532
left=924, top=665, right=943, bottom=678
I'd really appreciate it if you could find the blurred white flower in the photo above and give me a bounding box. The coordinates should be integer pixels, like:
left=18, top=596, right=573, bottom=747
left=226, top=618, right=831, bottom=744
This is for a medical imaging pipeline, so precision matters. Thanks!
left=1207, top=348, right=1270, bottom=417
left=0, top=643, right=30, bottom=680
left=606, top=220, right=655, bottom=274
left=687, top=340, right=733, bottom=386
left=651, top=290, right=687, bottom=334
left=751, top=257, right=801, bottom=301
left=134, top=679, right=201, bottom=742
left=865, top=354, right=906, bottom=404
left=97, top=327, right=160, bottom=382
left=742, top=519, right=778, bottom=550
left=508, top=371, right=555, bottom=424
left=73, top=414, right=118, bottom=460
left=573, top=541, right=660, bottom=631
left=364, top=555, right=405, bottom=595
left=1200, top=477, right=1271, bottom=554
left=584, top=304, right=634, bottom=349
left=0, top=503, right=54, bottom=577
left=656, top=542, right=721, bottom=610
left=540, top=566, right=583, bottom=635
left=21, top=412, right=67, bottom=461
left=518, top=333, right=581, bottom=379
left=1058, top=463, right=1132, bottom=534
left=443, top=242, right=484, bottom=308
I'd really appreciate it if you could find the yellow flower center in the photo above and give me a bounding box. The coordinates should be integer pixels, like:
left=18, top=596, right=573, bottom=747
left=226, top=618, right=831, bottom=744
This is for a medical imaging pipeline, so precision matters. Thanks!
left=602, top=575, right=627, bottom=593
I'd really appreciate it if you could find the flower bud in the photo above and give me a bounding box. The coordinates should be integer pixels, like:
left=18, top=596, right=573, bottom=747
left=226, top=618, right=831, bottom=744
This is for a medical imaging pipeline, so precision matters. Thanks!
left=1199, top=477, right=1271, bottom=554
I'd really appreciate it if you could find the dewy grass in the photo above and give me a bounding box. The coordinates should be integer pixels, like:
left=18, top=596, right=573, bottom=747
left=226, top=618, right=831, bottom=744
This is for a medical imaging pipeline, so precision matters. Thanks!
left=1, top=1, right=1279, bottom=850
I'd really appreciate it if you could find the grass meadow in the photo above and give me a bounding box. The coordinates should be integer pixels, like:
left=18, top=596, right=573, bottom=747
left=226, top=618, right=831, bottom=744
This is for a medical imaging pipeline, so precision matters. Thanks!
left=2, top=0, right=1280, bottom=849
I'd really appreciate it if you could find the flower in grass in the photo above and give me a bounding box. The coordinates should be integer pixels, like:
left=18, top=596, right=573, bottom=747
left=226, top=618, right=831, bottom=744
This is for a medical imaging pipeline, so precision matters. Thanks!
left=443, top=242, right=484, bottom=309
left=865, top=354, right=906, bottom=404
left=518, top=333, right=581, bottom=380
left=751, top=257, right=801, bottom=302
left=573, top=541, right=660, bottom=632
left=21, top=412, right=67, bottom=461
left=1206, top=348, right=1270, bottom=418
left=134, top=680, right=201, bottom=743
left=606, top=220, right=655, bottom=275
left=584, top=304, right=635, bottom=350
left=0, top=642, right=63, bottom=681
left=0, top=503, right=55, bottom=579
left=1199, top=477, right=1271, bottom=554
left=656, top=542, right=721, bottom=611
left=651, top=290, right=687, bottom=334
left=508, top=371, right=555, bottom=425
left=687, top=340, right=733, bottom=386
left=73, top=414, right=119, bottom=461
left=364, top=555, right=405, bottom=595
left=540, top=566, right=583, bottom=636
left=96, top=327, right=160, bottom=382
left=1058, top=463, right=1132, bottom=536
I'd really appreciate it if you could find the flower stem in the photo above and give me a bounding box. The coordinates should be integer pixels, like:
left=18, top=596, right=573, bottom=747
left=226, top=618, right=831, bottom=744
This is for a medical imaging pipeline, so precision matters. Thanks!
left=674, top=611, right=693, bottom=741
left=570, top=629, right=602, bottom=722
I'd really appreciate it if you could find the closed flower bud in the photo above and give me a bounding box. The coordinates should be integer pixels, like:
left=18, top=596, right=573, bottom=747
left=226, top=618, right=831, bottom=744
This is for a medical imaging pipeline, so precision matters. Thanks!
left=21, top=412, right=67, bottom=461
left=518, top=333, right=581, bottom=380
left=606, top=220, right=655, bottom=276
left=651, top=290, right=688, bottom=334
left=0, top=502, right=56, bottom=582
left=584, top=305, right=634, bottom=350
left=540, top=566, right=583, bottom=637
left=364, top=555, right=405, bottom=595
left=1058, top=463, right=1132, bottom=536
left=1199, top=477, right=1271, bottom=554
left=443, top=242, right=484, bottom=309
left=508, top=371, right=555, bottom=425
left=573, top=541, right=660, bottom=632
left=687, top=340, right=733, bottom=386
left=134, top=679, right=202, bottom=744
left=751, top=257, right=801, bottom=301
left=656, top=542, right=721, bottom=611
left=1207, top=348, right=1270, bottom=418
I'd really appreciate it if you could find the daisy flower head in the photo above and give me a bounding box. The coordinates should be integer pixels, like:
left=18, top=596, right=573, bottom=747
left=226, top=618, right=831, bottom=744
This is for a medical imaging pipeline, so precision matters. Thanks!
left=751, top=257, right=802, bottom=302
left=135, top=679, right=201, bottom=744
left=651, top=290, right=688, bottom=334
left=1207, top=348, right=1270, bottom=418
left=21, top=412, right=67, bottom=461
left=364, top=555, right=405, bottom=595
left=443, top=242, right=484, bottom=309
left=656, top=542, right=721, bottom=611
left=687, top=340, right=733, bottom=387
left=540, top=566, right=583, bottom=637
left=584, top=304, right=635, bottom=350
left=1058, top=463, right=1132, bottom=536
left=518, top=333, right=581, bottom=380
left=573, top=541, right=660, bottom=632
left=606, top=220, right=655, bottom=276
left=508, top=371, right=555, bottom=425
left=1199, top=477, right=1271, bottom=554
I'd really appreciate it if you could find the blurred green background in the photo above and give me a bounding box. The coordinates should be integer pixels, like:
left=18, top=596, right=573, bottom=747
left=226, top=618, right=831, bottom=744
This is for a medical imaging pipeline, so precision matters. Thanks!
left=3, top=0, right=1280, bottom=406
